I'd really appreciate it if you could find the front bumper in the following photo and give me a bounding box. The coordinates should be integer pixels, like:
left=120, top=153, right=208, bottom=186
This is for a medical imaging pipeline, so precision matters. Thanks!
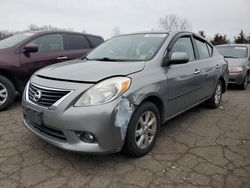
left=228, top=72, right=244, bottom=84
left=22, top=77, right=135, bottom=154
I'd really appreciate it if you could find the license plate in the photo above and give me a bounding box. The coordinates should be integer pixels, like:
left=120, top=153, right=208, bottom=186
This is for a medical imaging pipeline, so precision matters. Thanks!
left=24, top=107, right=43, bottom=126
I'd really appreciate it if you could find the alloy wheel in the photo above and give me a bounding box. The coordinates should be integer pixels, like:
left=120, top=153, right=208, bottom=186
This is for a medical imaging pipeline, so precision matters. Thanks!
left=214, top=83, right=222, bottom=105
left=135, top=111, right=157, bottom=150
left=0, top=83, right=8, bottom=105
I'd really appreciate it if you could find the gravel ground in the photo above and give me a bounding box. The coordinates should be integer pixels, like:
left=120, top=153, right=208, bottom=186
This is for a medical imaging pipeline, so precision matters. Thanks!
left=0, top=87, right=250, bottom=188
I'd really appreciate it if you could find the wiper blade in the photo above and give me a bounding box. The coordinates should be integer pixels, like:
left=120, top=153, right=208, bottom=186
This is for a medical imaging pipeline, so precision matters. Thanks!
left=224, top=56, right=239, bottom=58
left=88, top=57, right=124, bottom=62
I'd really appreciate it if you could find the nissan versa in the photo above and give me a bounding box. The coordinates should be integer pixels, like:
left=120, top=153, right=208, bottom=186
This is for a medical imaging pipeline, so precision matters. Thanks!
left=22, top=31, right=228, bottom=157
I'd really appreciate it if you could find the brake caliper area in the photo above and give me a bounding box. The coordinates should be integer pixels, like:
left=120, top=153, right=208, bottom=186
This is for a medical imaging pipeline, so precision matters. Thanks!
left=114, top=98, right=135, bottom=140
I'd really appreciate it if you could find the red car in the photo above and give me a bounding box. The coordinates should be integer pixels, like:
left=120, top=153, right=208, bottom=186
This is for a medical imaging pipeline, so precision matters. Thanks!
left=0, top=31, right=103, bottom=110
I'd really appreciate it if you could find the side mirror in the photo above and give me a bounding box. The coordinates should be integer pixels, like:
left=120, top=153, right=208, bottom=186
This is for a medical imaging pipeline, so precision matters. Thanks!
left=22, top=45, right=38, bottom=53
left=170, top=52, right=189, bottom=64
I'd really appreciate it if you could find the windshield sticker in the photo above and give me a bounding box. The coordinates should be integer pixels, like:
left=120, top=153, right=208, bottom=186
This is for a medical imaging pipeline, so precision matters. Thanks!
left=144, top=34, right=167, bottom=38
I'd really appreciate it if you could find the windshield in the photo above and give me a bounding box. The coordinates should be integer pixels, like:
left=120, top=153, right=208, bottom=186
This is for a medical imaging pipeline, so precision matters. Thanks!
left=0, top=32, right=35, bottom=49
left=87, top=33, right=168, bottom=61
left=216, top=46, right=248, bottom=58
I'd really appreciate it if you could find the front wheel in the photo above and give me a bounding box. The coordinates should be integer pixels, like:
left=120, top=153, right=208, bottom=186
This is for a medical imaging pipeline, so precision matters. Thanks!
left=206, top=80, right=223, bottom=109
left=240, top=73, right=249, bottom=90
left=123, top=102, right=160, bottom=157
left=0, top=75, right=16, bottom=111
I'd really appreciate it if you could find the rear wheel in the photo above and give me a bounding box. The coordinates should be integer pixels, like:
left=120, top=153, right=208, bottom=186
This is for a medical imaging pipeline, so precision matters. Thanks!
left=0, top=75, right=16, bottom=111
left=123, top=102, right=160, bottom=157
left=240, top=73, right=249, bottom=90
left=206, top=80, right=223, bottom=108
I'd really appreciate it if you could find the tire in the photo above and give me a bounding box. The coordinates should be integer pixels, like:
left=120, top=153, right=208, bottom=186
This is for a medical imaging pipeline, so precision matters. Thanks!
left=239, top=73, right=249, bottom=90
left=206, top=80, right=223, bottom=109
left=0, top=75, right=16, bottom=111
left=123, top=102, right=160, bottom=157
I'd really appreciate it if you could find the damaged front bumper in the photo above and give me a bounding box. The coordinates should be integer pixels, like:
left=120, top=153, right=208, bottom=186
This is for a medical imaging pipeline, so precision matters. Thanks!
left=22, top=79, right=135, bottom=154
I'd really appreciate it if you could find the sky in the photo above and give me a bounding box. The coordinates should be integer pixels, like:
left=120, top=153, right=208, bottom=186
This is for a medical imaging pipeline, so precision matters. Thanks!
left=0, top=0, right=249, bottom=40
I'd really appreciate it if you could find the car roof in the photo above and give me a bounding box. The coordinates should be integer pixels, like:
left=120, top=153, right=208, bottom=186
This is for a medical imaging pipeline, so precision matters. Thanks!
left=24, top=30, right=103, bottom=39
left=216, top=44, right=250, bottom=47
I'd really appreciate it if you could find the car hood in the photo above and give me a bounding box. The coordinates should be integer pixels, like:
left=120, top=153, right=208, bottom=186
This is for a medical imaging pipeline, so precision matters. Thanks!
left=36, top=59, right=145, bottom=83
left=225, top=58, right=248, bottom=67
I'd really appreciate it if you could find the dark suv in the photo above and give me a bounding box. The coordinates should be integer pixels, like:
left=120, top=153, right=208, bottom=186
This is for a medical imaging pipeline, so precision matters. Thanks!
left=0, top=31, right=103, bottom=110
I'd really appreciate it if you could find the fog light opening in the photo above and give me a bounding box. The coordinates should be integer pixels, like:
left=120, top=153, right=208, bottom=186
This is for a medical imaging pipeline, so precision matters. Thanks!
left=76, top=132, right=96, bottom=143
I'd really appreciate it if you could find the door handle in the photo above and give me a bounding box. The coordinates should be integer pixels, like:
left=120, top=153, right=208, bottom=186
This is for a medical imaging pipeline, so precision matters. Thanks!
left=194, top=69, right=200, bottom=74
left=216, top=64, right=220, bottom=69
left=57, top=56, right=68, bottom=60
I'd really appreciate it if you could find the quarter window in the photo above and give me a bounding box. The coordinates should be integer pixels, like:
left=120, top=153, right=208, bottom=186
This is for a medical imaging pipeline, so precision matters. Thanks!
left=195, top=39, right=210, bottom=59
left=171, top=37, right=195, bottom=61
left=28, top=34, right=63, bottom=53
left=63, top=34, right=90, bottom=50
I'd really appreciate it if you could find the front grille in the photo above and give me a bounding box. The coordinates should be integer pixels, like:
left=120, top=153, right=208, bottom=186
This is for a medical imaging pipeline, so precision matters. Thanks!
left=28, top=83, right=70, bottom=108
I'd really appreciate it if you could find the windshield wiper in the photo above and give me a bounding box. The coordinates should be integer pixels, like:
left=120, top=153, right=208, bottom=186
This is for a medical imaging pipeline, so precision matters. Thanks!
left=224, top=56, right=239, bottom=58
left=88, top=57, right=125, bottom=62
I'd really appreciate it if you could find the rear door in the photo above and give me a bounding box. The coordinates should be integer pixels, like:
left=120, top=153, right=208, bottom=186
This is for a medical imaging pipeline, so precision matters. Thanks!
left=166, top=34, right=202, bottom=117
left=62, top=33, right=91, bottom=60
left=20, top=33, right=67, bottom=78
left=193, top=36, right=219, bottom=99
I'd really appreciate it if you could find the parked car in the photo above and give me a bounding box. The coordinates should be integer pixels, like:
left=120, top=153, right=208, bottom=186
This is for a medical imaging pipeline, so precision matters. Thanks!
left=22, top=31, right=228, bottom=157
left=0, top=31, right=104, bottom=110
left=216, top=44, right=250, bottom=89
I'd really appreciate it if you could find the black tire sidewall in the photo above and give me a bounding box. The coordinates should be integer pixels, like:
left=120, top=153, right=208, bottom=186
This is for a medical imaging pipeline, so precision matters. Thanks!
left=0, top=76, right=16, bottom=111
left=241, top=73, right=249, bottom=90
left=123, top=102, right=160, bottom=157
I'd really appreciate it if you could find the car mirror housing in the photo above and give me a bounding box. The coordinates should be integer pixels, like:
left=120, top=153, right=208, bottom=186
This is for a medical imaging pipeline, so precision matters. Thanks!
left=23, top=45, right=39, bottom=53
left=169, top=52, right=189, bottom=65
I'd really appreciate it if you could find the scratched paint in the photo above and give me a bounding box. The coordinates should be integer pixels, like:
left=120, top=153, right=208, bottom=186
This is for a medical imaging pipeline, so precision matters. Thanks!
left=114, top=98, right=135, bottom=140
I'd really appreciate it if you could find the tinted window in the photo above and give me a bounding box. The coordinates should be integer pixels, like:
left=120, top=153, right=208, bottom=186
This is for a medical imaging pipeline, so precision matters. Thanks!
left=216, top=46, right=248, bottom=58
left=86, top=35, right=103, bottom=47
left=63, top=34, right=90, bottom=50
left=28, top=34, right=63, bottom=53
left=171, top=37, right=195, bottom=61
left=195, top=39, right=210, bottom=59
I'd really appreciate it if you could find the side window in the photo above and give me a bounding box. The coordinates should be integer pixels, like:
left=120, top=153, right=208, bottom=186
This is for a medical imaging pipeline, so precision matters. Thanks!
left=206, top=44, right=213, bottom=56
left=63, top=34, right=90, bottom=50
left=170, top=37, right=195, bottom=61
left=195, top=39, right=210, bottom=59
left=85, top=35, right=104, bottom=48
left=28, top=34, right=63, bottom=53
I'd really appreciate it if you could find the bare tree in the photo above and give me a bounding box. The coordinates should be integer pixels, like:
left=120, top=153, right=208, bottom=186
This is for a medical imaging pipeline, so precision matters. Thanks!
left=159, top=14, right=192, bottom=31
left=27, top=24, right=73, bottom=31
left=111, top=26, right=121, bottom=37
left=198, top=31, right=206, bottom=38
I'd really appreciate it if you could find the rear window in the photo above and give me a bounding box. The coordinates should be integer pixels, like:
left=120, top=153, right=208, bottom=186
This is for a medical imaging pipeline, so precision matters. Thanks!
left=195, top=39, right=210, bottom=59
left=63, top=34, right=90, bottom=50
left=86, top=35, right=104, bottom=47
left=216, top=46, right=248, bottom=58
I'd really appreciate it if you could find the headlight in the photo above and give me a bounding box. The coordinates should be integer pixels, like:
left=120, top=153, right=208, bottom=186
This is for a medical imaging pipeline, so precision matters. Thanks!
left=229, top=67, right=243, bottom=73
left=75, top=77, right=131, bottom=106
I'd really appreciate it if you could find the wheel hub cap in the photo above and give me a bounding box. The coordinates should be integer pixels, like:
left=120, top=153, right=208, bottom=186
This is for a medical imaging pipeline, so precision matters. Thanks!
left=135, top=111, right=157, bottom=150
left=0, top=83, right=8, bottom=105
